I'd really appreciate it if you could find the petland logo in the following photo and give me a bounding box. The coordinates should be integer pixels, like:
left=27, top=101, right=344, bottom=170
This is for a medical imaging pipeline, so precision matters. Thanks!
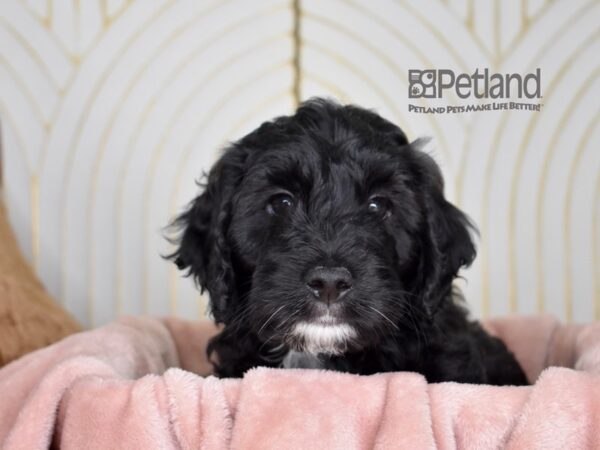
left=408, top=68, right=543, bottom=114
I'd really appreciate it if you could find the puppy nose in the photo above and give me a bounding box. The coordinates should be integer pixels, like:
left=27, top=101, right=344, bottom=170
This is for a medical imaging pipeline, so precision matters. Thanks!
left=305, top=266, right=352, bottom=304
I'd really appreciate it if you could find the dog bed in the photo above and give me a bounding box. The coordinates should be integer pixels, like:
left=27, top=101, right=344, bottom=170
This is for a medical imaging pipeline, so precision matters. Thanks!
left=0, top=315, right=599, bottom=449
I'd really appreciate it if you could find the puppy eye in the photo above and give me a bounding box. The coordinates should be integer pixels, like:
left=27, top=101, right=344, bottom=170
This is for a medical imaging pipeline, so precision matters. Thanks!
left=367, top=196, right=391, bottom=219
left=267, top=193, right=295, bottom=216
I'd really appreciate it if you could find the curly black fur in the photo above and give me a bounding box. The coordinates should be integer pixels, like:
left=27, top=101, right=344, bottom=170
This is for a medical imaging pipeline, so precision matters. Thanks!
left=169, top=98, right=528, bottom=385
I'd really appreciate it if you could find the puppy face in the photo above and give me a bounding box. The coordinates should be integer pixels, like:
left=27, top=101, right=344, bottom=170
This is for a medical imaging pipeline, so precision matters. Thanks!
left=171, top=99, right=475, bottom=357
left=228, top=132, right=423, bottom=355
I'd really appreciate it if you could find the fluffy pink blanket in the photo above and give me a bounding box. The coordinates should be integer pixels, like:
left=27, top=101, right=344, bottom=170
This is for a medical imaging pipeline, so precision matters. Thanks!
left=1, top=315, right=599, bottom=449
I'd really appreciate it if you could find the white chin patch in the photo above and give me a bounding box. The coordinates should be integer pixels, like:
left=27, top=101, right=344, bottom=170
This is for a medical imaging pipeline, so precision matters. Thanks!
left=291, top=321, right=357, bottom=355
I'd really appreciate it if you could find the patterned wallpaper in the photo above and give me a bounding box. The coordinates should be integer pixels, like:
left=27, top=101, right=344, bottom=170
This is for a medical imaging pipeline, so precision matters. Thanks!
left=1, top=0, right=598, bottom=327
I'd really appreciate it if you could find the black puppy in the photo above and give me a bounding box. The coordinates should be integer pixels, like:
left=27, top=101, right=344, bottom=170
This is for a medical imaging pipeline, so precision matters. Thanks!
left=170, top=98, right=527, bottom=385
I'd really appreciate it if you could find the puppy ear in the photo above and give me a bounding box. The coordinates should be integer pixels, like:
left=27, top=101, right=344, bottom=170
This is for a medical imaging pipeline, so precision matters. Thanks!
left=169, top=147, right=246, bottom=322
left=412, top=148, right=477, bottom=317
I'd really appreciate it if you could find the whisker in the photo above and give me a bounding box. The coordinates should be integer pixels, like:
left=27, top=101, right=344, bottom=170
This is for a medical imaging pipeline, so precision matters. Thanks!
left=366, top=305, right=401, bottom=332
left=257, top=304, right=287, bottom=336
left=258, top=331, right=285, bottom=354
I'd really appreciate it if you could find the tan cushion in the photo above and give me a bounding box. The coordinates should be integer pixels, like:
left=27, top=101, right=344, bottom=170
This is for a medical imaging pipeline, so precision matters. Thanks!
left=0, top=195, right=81, bottom=367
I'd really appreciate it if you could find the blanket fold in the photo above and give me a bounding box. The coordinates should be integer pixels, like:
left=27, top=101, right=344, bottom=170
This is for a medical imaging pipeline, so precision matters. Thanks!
left=1, top=315, right=599, bottom=449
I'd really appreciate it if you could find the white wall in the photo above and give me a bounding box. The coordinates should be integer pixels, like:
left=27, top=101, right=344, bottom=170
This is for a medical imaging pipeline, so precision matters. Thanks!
left=1, top=0, right=598, bottom=327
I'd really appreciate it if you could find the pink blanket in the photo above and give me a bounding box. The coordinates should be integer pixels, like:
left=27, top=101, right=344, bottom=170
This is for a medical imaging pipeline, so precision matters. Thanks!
left=1, top=315, right=599, bottom=449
